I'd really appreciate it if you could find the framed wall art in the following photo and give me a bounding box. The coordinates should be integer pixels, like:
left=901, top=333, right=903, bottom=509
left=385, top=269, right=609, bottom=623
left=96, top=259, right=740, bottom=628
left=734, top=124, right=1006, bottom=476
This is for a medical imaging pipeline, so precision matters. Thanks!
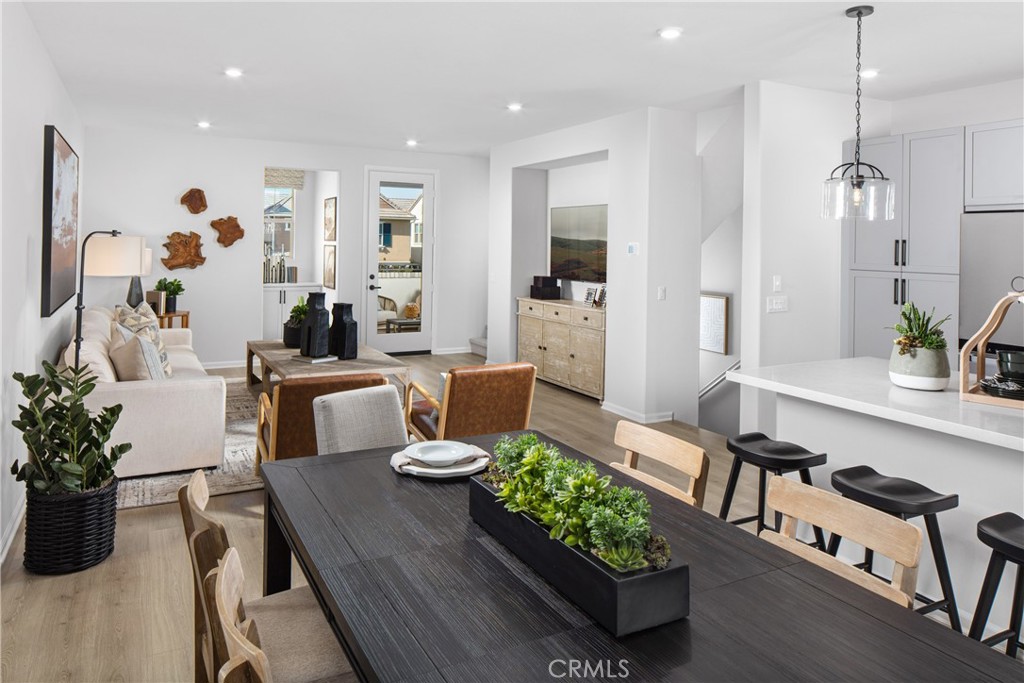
left=324, top=196, right=337, bottom=241
left=323, top=244, right=336, bottom=289
left=699, top=293, right=729, bottom=354
left=41, top=125, right=80, bottom=317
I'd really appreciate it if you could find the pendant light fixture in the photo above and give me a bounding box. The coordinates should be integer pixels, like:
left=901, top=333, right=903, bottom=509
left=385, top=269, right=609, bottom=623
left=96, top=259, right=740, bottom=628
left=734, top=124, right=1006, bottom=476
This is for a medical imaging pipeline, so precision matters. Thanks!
left=822, top=5, right=895, bottom=221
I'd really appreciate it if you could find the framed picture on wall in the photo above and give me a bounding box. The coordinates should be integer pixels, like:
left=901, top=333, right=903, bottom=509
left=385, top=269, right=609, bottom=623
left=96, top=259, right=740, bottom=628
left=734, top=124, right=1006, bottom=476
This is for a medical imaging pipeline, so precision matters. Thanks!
left=323, top=196, right=337, bottom=241
left=323, top=244, right=336, bottom=289
left=699, top=293, right=729, bottom=354
left=41, top=125, right=80, bottom=317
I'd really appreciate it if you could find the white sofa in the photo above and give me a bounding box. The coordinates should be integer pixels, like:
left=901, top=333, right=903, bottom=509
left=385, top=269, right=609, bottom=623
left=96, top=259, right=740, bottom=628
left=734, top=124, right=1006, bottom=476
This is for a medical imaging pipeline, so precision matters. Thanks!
left=66, top=307, right=226, bottom=478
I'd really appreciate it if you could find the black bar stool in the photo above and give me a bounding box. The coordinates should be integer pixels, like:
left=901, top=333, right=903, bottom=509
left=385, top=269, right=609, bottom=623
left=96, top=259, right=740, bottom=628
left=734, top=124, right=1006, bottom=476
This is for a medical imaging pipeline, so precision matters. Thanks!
left=969, top=512, right=1024, bottom=657
left=825, top=466, right=961, bottom=632
left=718, top=432, right=827, bottom=548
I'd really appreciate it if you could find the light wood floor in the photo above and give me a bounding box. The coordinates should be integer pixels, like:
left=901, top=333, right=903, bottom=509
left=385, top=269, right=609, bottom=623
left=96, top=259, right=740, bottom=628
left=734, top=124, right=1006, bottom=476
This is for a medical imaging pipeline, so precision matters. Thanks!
left=0, top=353, right=760, bottom=682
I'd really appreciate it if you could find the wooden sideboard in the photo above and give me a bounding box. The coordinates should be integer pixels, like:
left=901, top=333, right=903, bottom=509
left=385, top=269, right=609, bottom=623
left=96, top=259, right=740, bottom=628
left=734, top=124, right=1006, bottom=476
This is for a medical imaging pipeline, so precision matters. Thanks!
left=517, top=297, right=605, bottom=399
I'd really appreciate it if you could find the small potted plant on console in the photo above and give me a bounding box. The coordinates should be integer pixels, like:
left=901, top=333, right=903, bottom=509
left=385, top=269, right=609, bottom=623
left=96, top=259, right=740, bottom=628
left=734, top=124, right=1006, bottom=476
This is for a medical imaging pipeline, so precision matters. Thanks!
left=154, top=277, right=185, bottom=313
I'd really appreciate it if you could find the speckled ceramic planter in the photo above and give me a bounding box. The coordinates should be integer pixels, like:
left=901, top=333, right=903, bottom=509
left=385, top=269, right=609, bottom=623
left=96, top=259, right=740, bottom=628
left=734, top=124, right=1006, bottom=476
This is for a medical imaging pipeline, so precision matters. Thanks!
left=889, top=346, right=950, bottom=391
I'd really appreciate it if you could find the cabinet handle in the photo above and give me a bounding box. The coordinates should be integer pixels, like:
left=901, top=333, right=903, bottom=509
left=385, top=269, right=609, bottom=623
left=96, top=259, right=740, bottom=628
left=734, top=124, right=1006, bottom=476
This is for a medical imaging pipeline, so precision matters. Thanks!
left=900, top=278, right=907, bottom=306
left=583, top=316, right=589, bottom=321
left=901, top=240, right=907, bottom=267
left=570, top=353, right=575, bottom=359
left=554, top=311, right=559, bottom=316
left=537, top=345, right=542, bottom=350
left=894, top=240, right=900, bottom=267
left=893, top=279, right=899, bottom=305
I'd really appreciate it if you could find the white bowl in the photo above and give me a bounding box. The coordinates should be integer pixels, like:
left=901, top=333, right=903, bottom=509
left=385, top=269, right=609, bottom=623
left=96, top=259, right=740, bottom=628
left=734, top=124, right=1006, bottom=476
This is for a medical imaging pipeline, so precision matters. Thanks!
left=403, top=441, right=474, bottom=467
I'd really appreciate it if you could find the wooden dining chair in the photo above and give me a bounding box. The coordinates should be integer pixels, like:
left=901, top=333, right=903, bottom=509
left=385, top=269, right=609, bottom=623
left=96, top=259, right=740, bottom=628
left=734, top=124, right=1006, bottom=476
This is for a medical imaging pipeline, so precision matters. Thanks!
left=761, top=476, right=923, bottom=607
left=610, top=421, right=711, bottom=509
left=212, top=547, right=356, bottom=683
left=404, top=362, right=536, bottom=441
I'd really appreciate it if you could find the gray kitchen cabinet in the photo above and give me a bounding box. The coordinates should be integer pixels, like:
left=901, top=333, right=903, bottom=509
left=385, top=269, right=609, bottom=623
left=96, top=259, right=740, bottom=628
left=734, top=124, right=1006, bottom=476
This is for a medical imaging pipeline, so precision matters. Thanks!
left=902, top=128, right=964, bottom=275
left=965, top=119, right=1024, bottom=211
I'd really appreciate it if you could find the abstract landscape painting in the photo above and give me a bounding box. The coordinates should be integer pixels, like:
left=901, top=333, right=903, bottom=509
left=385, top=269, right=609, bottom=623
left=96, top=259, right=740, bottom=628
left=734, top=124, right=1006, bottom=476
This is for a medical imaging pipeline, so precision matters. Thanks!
left=550, top=204, right=607, bottom=283
left=41, top=125, right=79, bottom=317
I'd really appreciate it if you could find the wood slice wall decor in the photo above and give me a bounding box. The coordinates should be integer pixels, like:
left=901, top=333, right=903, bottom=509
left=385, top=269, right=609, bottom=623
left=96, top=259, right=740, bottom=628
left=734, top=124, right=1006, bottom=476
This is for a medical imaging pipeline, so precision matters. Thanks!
left=162, top=231, right=206, bottom=269
left=180, top=188, right=208, bottom=214
left=210, top=216, right=244, bottom=247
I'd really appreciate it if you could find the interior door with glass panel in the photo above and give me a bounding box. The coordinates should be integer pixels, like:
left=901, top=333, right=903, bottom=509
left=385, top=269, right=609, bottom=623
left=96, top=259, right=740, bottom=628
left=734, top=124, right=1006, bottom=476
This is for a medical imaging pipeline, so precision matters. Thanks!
left=366, top=170, right=434, bottom=353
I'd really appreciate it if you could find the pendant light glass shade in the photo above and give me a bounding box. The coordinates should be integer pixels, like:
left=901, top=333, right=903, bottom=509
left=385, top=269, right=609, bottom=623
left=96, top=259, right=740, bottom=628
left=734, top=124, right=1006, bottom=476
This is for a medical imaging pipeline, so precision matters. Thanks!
left=822, top=175, right=895, bottom=220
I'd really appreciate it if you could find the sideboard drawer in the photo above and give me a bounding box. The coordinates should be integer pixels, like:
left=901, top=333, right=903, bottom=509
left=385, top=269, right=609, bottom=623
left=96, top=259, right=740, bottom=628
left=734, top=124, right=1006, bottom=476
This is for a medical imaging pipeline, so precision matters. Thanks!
left=572, top=308, right=604, bottom=329
left=543, top=304, right=572, bottom=321
left=518, top=300, right=543, bottom=317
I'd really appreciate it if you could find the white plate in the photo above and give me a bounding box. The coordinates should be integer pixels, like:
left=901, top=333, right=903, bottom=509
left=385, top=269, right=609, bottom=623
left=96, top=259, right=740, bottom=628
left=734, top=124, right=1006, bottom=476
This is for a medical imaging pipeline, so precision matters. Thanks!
left=403, top=440, right=475, bottom=467
left=400, top=457, right=489, bottom=479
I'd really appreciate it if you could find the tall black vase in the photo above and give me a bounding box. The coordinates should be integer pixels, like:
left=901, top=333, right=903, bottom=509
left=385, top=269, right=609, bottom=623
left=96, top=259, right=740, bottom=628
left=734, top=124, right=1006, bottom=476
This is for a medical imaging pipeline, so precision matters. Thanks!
left=300, top=292, right=330, bottom=358
left=329, top=303, right=358, bottom=360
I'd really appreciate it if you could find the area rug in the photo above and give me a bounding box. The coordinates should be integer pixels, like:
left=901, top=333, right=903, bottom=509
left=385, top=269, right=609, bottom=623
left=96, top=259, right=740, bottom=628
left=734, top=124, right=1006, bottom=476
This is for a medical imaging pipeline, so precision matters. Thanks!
left=116, top=378, right=262, bottom=509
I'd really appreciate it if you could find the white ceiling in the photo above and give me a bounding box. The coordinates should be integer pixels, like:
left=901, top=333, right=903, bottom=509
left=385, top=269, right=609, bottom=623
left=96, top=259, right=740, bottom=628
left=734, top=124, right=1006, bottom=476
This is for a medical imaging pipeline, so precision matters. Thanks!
left=23, top=2, right=1024, bottom=157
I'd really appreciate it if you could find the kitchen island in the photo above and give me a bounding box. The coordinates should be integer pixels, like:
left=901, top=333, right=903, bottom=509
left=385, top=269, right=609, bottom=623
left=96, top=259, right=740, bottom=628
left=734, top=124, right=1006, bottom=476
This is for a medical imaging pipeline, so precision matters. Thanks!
left=728, top=356, right=1023, bottom=639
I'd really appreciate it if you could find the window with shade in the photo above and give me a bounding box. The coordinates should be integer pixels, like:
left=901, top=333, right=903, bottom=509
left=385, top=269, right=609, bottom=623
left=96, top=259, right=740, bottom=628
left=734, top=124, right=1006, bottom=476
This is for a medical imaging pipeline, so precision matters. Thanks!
left=379, top=222, right=393, bottom=248
left=264, top=187, right=295, bottom=257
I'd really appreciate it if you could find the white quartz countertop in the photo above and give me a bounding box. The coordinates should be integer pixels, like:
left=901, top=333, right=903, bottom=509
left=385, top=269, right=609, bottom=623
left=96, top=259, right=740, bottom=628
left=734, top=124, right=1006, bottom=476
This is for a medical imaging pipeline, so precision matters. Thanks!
left=728, top=357, right=1023, bottom=451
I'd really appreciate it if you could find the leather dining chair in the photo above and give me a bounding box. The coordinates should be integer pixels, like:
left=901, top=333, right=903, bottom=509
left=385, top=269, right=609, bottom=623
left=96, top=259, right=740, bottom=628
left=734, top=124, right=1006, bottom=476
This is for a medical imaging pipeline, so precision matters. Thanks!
left=404, top=362, right=537, bottom=441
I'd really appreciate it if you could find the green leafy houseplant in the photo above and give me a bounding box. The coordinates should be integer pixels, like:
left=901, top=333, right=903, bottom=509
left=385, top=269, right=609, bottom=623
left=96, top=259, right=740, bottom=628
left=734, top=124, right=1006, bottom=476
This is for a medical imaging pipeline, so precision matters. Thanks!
left=10, top=362, right=131, bottom=494
left=154, top=277, right=185, bottom=297
left=891, top=302, right=951, bottom=356
left=483, top=434, right=671, bottom=573
left=285, top=296, right=309, bottom=328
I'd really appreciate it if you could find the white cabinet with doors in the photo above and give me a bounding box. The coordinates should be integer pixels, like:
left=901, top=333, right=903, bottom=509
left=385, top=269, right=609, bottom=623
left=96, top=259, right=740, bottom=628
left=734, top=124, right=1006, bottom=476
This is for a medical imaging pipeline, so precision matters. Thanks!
left=964, top=119, right=1024, bottom=211
left=517, top=298, right=605, bottom=399
left=263, top=284, right=323, bottom=340
left=902, top=127, right=964, bottom=275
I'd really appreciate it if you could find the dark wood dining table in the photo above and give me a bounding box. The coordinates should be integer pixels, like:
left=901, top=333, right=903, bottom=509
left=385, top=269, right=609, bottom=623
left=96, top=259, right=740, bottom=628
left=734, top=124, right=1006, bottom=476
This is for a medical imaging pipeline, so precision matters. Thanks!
left=260, top=431, right=1019, bottom=682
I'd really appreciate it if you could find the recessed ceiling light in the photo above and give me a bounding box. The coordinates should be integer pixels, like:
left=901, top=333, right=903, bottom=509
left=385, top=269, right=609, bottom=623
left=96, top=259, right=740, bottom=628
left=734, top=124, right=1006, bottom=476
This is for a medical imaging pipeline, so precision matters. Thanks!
left=197, top=121, right=211, bottom=129
left=658, top=26, right=683, bottom=40
left=224, top=67, right=243, bottom=78
left=406, top=139, right=418, bottom=147
left=861, top=68, right=879, bottom=79
left=507, top=102, right=523, bottom=112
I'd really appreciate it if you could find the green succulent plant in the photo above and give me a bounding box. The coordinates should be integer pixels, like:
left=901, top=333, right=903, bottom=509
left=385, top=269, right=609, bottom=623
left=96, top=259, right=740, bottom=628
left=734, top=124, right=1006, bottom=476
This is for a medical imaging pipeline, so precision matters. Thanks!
left=285, top=296, right=309, bottom=328
left=154, top=277, right=185, bottom=296
left=891, top=301, right=950, bottom=355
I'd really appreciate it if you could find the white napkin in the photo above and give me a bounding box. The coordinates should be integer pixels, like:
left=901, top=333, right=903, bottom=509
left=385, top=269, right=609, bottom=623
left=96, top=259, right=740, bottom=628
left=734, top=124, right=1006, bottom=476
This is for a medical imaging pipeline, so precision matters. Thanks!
left=390, top=444, right=490, bottom=474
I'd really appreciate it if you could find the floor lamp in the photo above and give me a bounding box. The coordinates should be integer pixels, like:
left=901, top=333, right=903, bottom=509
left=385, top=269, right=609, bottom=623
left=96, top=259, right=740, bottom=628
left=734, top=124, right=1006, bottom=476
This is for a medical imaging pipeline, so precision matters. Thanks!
left=75, top=231, right=145, bottom=369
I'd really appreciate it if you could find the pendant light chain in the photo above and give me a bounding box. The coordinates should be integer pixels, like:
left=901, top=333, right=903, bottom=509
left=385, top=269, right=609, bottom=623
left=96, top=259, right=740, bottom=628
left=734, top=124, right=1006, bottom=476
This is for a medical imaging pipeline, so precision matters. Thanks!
left=854, top=11, right=863, bottom=169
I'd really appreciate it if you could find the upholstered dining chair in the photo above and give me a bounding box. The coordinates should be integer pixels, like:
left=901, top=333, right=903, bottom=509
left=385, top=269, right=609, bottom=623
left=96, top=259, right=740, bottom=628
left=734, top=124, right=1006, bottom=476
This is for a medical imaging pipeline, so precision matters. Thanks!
left=256, top=374, right=388, bottom=472
left=404, top=362, right=537, bottom=442
left=610, top=421, right=711, bottom=509
left=312, top=384, right=408, bottom=454
left=178, top=471, right=351, bottom=683
left=760, top=476, right=923, bottom=607
left=212, top=547, right=355, bottom=683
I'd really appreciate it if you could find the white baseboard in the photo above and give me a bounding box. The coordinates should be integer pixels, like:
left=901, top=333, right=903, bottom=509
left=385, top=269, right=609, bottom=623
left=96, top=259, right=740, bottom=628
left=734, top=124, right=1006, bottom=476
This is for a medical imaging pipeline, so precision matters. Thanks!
left=0, top=492, right=26, bottom=565
left=431, top=347, right=472, bottom=355
left=202, top=360, right=246, bottom=370
left=601, top=402, right=674, bottom=424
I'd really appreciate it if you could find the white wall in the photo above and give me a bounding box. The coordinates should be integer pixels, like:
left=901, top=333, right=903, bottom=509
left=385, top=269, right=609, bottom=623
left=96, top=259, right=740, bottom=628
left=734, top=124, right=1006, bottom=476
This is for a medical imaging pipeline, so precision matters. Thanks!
left=740, top=81, right=891, bottom=432
left=548, top=159, right=608, bottom=301
left=1, top=1, right=86, bottom=560
left=83, top=128, right=489, bottom=365
left=489, top=108, right=700, bottom=423
left=890, top=79, right=1024, bottom=134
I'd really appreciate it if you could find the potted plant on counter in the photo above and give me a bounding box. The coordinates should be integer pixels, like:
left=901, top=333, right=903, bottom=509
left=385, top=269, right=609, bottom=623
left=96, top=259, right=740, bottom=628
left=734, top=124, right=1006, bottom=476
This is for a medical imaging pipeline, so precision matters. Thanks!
left=888, top=301, right=952, bottom=391
left=283, top=295, right=308, bottom=349
left=10, top=362, right=131, bottom=574
left=154, top=277, right=185, bottom=313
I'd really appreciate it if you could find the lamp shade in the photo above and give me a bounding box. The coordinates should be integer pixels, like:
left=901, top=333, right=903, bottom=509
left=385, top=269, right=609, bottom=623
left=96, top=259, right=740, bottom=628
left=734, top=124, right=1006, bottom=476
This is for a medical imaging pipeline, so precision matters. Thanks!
left=821, top=176, right=895, bottom=221
left=141, top=248, right=153, bottom=276
left=83, top=235, right=146, bottom=276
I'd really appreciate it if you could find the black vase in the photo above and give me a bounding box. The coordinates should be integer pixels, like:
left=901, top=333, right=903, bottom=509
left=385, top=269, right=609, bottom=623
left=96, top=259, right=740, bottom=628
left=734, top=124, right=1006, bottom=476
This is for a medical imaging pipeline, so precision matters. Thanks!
left=329, top=303, right=358, bottom=360
left=299, top=292, right=330, bottom=358
left=165, top=295, right=177, bottom=313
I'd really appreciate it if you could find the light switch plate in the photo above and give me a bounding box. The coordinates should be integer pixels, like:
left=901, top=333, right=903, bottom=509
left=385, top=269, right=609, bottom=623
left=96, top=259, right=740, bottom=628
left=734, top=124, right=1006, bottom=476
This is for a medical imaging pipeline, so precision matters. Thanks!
left=772, top=275, right=783, bottom=292
left=656, top=286, right=666, bottom=301
left=627, top=242, right=640, bottom=256
left=766, top=295, right=788, bottom=313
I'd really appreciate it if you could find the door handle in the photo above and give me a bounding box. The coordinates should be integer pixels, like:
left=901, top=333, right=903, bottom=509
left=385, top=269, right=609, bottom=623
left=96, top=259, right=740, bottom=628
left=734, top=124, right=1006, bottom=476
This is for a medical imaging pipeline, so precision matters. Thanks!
left=894, top=240, right=899, bottom=267
left=900, top=278, right=907, bottom=306
left=901, top=240, right=907, bottom=267
left=893, top=279, right=899, bottom=305
left=368, top=285, right=379, bottom=291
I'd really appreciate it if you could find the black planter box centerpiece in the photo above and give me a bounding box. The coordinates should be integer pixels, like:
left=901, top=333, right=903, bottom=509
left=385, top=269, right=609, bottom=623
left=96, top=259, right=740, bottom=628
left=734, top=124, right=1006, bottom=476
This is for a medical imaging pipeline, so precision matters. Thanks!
left=468, top=434, right=689, bottom=637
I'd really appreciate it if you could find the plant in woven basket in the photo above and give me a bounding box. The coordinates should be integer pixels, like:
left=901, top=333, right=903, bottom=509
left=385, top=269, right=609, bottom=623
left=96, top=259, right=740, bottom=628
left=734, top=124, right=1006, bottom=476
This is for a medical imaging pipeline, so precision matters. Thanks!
left=890, top=302, right=951, bottom=356
left=10, top=362, right=131, bottom=494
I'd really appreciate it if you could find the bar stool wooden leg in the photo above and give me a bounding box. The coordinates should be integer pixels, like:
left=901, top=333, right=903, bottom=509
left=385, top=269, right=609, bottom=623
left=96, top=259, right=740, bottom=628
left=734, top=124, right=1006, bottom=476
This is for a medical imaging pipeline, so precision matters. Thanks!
left=718, top=456, right=743, bottom=521
left=920, top=513, right=962, bottom=633
left=969, top=551, right=1007, bottom=641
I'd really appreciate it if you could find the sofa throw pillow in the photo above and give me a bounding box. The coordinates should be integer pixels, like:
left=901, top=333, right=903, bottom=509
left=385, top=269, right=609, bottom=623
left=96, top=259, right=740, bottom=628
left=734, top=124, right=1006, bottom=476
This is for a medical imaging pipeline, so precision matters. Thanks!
left=114, top=302, right=172, bottom=377
left=109, top=333, right=167, bottom=381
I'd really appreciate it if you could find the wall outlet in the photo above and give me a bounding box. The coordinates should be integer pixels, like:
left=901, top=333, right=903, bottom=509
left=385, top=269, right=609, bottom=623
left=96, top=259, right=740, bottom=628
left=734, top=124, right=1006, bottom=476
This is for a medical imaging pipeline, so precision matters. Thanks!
left=766, top=295, right=788, bottom=313
left=656, top=286, right=666, bottom=301
left=627, top=242, right=640, bottom=256
left=772, top=275, right=783, bottom=292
